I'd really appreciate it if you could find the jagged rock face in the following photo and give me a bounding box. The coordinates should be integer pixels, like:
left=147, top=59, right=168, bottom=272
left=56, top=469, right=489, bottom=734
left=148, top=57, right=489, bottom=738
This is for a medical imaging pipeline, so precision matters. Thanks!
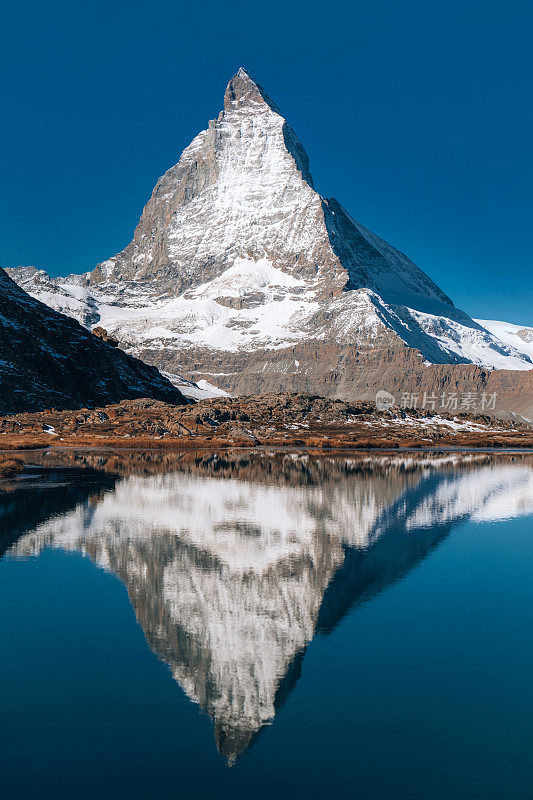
left=6, top=69, right=532, bottom=390
left=518, top=328, right=533, bottom=344
left=9, top=455, right=533, bottom=762
left=0, top=268, right=187, bottom=413
left=92, top=69, right=453, bottom=311
left=93, top=70, right=336, bottom=295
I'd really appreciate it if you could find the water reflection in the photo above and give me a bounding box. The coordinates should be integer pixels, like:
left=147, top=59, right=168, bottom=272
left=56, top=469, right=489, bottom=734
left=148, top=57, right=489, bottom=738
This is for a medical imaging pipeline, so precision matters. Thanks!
left=3, top=452, right=533, bottom=763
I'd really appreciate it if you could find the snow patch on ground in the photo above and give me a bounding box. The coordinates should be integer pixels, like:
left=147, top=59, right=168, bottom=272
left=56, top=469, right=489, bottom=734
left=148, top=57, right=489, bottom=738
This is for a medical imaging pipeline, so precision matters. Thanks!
left=162, top=371, right=230, bottom=400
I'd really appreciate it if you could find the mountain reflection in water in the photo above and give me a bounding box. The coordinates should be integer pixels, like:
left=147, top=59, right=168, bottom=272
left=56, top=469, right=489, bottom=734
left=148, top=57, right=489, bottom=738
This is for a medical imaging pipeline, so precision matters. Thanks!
left=3, top=451, right=533, bottom=764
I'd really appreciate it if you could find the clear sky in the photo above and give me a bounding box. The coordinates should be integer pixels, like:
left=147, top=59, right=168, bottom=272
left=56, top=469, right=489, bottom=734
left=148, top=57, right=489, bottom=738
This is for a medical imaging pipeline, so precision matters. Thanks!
left=1, top=0, right=531, bottom=323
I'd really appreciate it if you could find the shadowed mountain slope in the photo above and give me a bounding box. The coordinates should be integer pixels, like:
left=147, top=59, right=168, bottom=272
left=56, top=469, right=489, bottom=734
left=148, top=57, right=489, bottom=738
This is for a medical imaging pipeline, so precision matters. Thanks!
left=0, top=268, right=187, bottom=413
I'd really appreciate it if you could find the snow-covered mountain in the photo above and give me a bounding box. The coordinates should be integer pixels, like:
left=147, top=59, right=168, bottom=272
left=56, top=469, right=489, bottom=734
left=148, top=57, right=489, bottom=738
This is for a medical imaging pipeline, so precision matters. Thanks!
left=9, top=455, right=533, bottom=762
left=6, top=69, right=532, bottom=398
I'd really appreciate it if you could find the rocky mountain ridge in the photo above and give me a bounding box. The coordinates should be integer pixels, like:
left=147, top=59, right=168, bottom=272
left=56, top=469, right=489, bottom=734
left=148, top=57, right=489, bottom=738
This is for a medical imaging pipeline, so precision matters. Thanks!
left=0, top=267, right=187, bottom=413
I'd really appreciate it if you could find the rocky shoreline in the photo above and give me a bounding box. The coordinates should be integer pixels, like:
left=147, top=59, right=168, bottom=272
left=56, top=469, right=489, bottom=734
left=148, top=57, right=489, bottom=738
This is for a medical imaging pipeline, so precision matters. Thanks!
left=0, top=393, right=531, bottom=451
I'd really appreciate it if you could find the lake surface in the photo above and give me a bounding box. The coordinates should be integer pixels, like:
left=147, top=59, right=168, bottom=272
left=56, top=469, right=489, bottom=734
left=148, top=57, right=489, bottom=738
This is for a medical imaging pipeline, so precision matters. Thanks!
left=1, top=450, right=532, bottom=799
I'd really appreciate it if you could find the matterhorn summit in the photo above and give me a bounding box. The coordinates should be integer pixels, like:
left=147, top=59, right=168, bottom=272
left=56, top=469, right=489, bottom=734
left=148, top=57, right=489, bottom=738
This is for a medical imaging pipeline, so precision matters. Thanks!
left=8, top=68, right=532, bottom=400
left=91, top=67, right=453, bottom=311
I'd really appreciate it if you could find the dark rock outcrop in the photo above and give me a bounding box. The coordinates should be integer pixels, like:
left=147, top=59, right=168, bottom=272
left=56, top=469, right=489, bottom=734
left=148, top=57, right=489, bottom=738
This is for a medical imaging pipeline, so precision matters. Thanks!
left=92, top=326, right=119, bottom=347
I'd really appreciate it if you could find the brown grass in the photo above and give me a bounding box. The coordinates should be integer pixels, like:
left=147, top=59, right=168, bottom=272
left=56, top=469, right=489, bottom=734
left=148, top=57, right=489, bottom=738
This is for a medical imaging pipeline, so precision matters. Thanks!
left=0, top=456, right=25, bottom=477
left=0, top=438, right=49, bottom=450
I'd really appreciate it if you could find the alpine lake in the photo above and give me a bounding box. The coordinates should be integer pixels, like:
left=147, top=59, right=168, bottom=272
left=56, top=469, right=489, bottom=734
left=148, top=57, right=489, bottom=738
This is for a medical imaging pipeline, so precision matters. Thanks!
left=1, top=448, right=532, bottom=799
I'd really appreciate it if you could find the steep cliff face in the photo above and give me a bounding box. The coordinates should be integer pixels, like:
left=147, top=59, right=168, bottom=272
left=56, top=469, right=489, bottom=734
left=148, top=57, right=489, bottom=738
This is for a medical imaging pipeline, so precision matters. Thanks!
left=0, top=268, right=187, bottom=413
left=10, top=456, right=533, bottom=762
left=7, top=69, right=532, bottom=396
left=92, top=69, right=453, bottom=311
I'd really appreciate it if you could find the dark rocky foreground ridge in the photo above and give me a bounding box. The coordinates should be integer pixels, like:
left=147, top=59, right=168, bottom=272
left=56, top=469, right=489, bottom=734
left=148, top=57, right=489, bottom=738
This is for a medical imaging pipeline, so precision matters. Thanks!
left=1, top=393, right=531, bottom=450
left=0, top=268, right=187, bottom=413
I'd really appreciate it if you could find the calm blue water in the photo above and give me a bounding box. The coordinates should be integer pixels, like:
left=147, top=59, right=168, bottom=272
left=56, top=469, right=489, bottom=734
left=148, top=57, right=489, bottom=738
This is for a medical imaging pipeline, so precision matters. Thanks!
left=0, top=452, right=532, bottom=799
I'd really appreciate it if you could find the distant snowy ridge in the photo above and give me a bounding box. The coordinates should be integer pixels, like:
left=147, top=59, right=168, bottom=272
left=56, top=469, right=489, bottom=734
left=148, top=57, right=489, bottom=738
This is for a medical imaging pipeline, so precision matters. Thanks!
left=474, top=319, right=533, bottom=364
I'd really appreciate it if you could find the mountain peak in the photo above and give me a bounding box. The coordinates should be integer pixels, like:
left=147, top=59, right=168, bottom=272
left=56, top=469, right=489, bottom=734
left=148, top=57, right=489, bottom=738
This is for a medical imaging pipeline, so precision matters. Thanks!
left=223, top=67, right=279, bottom=113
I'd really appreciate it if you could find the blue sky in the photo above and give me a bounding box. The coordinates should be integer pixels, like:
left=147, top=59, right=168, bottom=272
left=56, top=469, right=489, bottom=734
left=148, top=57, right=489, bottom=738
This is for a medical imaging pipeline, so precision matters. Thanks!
left=1, top=0, right=531, bottom=323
